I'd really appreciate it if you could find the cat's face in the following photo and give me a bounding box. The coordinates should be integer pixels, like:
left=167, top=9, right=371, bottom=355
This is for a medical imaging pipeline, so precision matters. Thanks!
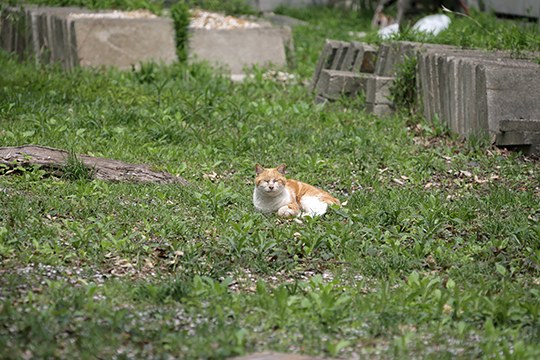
left=255, top=164, right=287, bottom=196
left=371, top=11, right=395, bottom=28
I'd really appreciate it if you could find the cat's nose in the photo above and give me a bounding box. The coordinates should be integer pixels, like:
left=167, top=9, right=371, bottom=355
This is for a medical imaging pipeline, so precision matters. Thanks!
left=268, top=185, right=274, bottom=190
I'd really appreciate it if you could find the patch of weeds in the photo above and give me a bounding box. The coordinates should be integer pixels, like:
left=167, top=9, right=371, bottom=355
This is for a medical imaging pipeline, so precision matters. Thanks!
left=389, top=55, right=418, bottom=115
left=170, top=1, right=191, bottom=62
left=466, top=131, right=494, bottom=155
left=63, top=150, right=93, bottom=181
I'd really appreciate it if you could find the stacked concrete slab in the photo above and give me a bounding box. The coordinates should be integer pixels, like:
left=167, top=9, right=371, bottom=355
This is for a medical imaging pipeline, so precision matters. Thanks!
left=0, top=5, right=177, bottom=70
left=249, top=0, right=329, bottom=12
left=188, top=25, right=291, bottom=77
left=415, top=44, right=540, bottom=153
left=311, top=40, right=378, bottom=102
left=310, top=39, right=540, bottom=153
left=469, top=0, right=540, bottom=26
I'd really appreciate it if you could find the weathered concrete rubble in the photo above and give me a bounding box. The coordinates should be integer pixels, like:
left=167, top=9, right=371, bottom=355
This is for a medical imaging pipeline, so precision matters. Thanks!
left=311, top=40, right=377, bottom=103
left=311, top=39, right=540, bottom=153
left=188, top=25, right=291, bottom=76
left=1, top=5, right=177, bottom=70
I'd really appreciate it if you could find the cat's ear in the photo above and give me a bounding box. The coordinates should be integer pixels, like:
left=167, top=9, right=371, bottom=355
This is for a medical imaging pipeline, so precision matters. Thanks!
left=276, top=164, right=287, bottom=175
left=255, top=163, right=264, bottom=175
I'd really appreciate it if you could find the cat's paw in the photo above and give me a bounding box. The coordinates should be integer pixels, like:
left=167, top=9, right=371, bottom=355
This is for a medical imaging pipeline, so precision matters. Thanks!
left=277, top=206, right=298, bottom=217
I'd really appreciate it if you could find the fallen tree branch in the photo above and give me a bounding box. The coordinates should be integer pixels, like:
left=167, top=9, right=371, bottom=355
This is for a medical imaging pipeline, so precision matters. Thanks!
left=0, top=145, right=189, bottom=185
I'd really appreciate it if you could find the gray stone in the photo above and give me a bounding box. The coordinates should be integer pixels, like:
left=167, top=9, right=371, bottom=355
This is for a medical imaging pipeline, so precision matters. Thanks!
left=1, top=6, right=177, bottom=70
left=366, top=102, right=394, bottom=117
left=68, top=14, right=177, bottom=70
left=373, top=42, right=424, bottom=76
left=482, top=64, right=540, bottom=134
left=471, top=0, right=540, bottom=21
left=365, top=75, right=394, bottom=105
left=310, top=39, right=347, bottom=90
left=262, top=13, right=308, bottom=27
left=500, top=119, right=540, bottom=132
left=0, top=6, right=34, bottom=60
left=310, top=41, right=379, bottom=94
left=496, top=131, right=540, bottom=146
left=315, top=69, right=367, bottom=100
left=249, top=0, right=329, bottom=12
left=416, top=44, right=540, bottom=142
left=189, top=26, right=288, bottom=75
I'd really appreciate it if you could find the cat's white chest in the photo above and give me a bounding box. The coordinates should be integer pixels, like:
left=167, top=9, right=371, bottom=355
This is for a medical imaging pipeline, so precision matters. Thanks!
left=253, top=187, right=292, bottom=214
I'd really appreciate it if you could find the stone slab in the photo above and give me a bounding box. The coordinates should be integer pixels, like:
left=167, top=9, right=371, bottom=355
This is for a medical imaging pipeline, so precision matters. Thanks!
left=365, top=75, right=394, bottom=105
left=500, top=119, right=540, bottom=132
left=310, top=39, right=348, bottom=90
left=366, top=102, right=394, bottom=117
left=1, top=6, right=177, bottom=70
left=496, top=131, right=540, bottom=146
left=249, top=0, right=329, bottom=12
left=262, top=13, right=308, bottom=27
left=373, top=41, right=431, bottom=77
left=472, top=0, right=540, bottom=20
left=310, top=40, right=378, bottom=92
left=31, top=6, right=89, bottom=65
left=68, top=14, right=177, bottom=70
left=0, top=6, right=35, bottom=60
left=415, top=45, right=540, bottom=139
left=315, top=69, right=367, bottom=100
left=189, top=26, right=287, bottom=75
left=482, top=64, right=540, bottom=134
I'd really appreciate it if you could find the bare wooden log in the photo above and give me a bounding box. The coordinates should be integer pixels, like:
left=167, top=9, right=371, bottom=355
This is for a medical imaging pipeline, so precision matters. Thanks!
left=0, top=145, right=189, bottom=185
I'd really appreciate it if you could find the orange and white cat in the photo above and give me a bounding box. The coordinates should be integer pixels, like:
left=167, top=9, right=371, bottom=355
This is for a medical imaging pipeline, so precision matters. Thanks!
left=253, top=164, right=340, bottom=217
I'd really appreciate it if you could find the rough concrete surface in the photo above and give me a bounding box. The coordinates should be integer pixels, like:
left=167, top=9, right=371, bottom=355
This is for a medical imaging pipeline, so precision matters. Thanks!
left=70, top=16, right=177, bottom=69
left=316, top=69, right=366, bottom=100
left=1, top=6, right=177, bottom=70
left=188, top=26, right=288, bottom=75
left=365, top=75, right=394, bottom=105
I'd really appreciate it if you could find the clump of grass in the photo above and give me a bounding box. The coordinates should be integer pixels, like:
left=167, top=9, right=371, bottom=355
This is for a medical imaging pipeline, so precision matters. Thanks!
left=389, top=55, right=417, bottom=115
left=170, top=1, right=191, bottom=63
left=63, top=149, right=93, bottom=181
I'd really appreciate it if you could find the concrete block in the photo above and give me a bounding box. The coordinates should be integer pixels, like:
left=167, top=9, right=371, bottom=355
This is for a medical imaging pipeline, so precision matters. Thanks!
left=315, top=69, right=367, bottom=100
left=262, top=13, right=308, bottom=27
left=477, top=0, right=540, bottom=20
left=496, top=131, right=540, bottom=146
left=249, top=0, right=329, bottom=12
left=500, top=119, right=540, bottom=132
left=0, top=6, right=177, bottom=71
left=67, top=13, right=177, bottom=70
left=365, top=75, right=394, bottom=105
left=0, top=6, right=33, bottom=59
left=373, top=41, right=425, bottom=76
left=310, top=39, right=348, bottom=90
left=417, top=44, right=540, bottom=141
left=482, top=64, right=540, bottom=134
left=357, top=43, right=378, bottom=73
left=310, top=41, right=379, bottom=94
left=189, top=26, right=287, bottom=75
left=340, top=41, right=364, bottom=72
left=366, top=102, right=394, bottom=117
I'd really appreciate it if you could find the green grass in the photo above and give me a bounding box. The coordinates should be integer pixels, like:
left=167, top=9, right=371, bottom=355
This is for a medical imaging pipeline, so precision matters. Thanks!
left=1, top=4, right=540, bottom=359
